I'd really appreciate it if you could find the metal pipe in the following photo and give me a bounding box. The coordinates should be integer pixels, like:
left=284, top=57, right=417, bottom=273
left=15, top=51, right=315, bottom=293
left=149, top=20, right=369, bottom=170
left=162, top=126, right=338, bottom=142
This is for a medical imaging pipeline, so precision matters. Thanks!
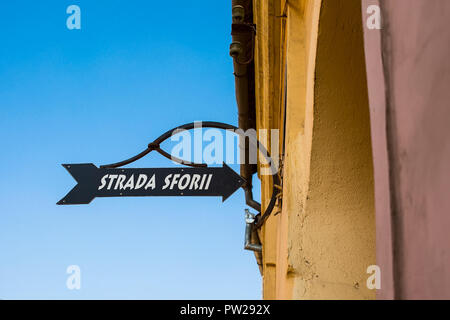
left=245, top=189, right=261, bottom=212
left=244, top=209, right=262, bottom=252
left=230, top=0, right=260, bottom=217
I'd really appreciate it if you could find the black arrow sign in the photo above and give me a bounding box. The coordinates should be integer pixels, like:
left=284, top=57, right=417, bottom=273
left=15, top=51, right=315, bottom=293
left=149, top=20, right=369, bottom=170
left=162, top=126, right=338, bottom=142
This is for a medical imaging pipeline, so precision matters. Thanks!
left=57, top=163, right=245, bottom=205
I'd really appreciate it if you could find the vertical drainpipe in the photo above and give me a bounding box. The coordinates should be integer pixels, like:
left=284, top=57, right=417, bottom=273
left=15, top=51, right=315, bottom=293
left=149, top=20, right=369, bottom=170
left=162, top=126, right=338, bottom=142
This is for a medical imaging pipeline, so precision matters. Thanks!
left=230, top=0, right=263, bottom=272
left=230, top=0, right=259, bottom=212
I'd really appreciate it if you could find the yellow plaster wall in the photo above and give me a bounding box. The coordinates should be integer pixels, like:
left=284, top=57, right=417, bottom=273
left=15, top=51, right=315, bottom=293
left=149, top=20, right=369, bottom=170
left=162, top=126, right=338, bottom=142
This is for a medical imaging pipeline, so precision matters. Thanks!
left=253, top=0, right=285, bottom=299
left=253, top=0, right=376, bottom=299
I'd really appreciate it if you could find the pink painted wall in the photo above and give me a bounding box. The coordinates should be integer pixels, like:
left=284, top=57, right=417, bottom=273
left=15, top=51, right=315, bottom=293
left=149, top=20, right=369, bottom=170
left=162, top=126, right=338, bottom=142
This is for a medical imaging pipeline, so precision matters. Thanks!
left=363, top=0, right=450, bottom=299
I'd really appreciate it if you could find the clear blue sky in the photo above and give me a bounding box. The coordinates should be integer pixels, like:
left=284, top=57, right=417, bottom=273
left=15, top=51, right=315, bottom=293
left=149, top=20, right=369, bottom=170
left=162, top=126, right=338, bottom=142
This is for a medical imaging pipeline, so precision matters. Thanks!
left=0, top=1, right=262, bottom=299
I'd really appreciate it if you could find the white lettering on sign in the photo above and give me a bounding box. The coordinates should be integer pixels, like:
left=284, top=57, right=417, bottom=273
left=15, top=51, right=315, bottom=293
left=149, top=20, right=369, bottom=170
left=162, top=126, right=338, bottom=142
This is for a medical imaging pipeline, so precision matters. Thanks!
left=115, top=175, right=126, bottom=190
left=98, top=173, right=212, bottom=191
left=145, top=174, right=156, bottom=190
left=136, top=174, right=147, bottom=189
left=98, top=174, right=156, bottom=191
left=162, top=173, right=213, bottom=191
left=170, top=174, right=181, bottom=190
left=108, top=174, right=118, bottom=189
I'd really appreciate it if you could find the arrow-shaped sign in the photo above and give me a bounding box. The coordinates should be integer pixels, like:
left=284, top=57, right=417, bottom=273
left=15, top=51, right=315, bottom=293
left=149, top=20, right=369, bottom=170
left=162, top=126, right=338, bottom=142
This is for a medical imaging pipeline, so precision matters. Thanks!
left=57, top=163, right=245, bottom=205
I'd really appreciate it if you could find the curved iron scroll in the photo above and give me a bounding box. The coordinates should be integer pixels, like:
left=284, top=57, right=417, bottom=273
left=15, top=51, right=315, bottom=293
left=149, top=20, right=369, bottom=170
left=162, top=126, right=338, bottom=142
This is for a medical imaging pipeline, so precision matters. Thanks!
left=100, top=121, right=280, bottom=229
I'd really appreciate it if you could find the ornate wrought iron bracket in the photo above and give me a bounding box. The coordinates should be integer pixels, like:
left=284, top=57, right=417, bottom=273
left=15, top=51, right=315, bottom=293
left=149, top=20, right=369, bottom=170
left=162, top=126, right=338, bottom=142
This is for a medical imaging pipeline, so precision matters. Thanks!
left=100, top=121, right=280, bottom=229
